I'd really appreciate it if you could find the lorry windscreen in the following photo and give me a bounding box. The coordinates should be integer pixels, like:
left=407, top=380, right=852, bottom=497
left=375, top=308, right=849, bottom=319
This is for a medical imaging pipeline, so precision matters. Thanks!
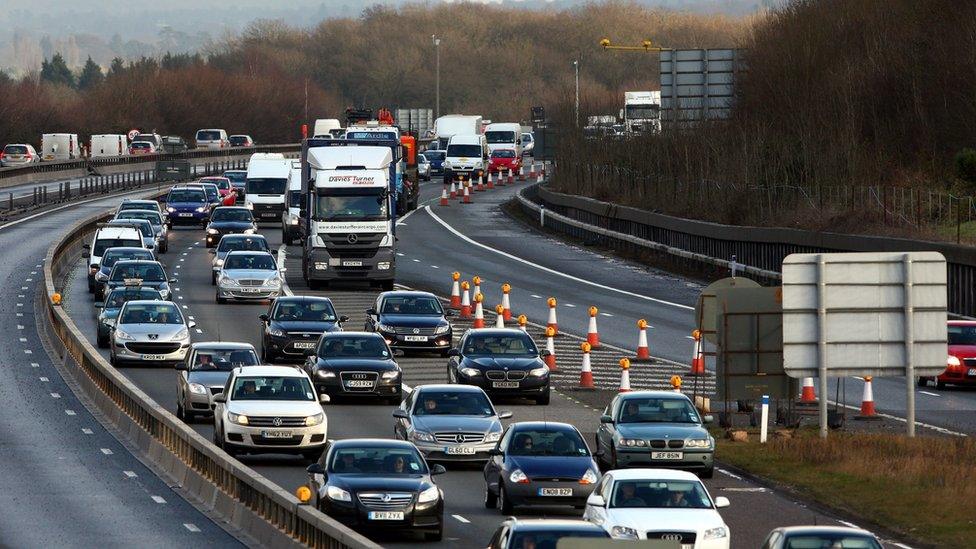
left=447, top=144, right=482, bottom=158
left=625, top=105, right=660, bottom=119
left=246, top=178, right=286, bottom=195
left=314, top=189, right=387, bottom=221
left=485, top=131, right=516, bottom=144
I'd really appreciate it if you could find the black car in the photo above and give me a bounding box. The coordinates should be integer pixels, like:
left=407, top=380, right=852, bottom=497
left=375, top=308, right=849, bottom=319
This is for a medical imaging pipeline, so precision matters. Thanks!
left=205, top=206, right=257, bottom=247
left=304, top=332, right=402, bottom=404
left=365, top=291, right=453, bottom=356
left=448, top=329, right=551, bottom=405
left=260, top=296, right=348, bottom=362
left=307, top=439, right=446, bottom=541
left=487, top=518, right=610, bottom=549
left=160, top=135, right=188, bottom=154
left=91, top=246, right=155, bottom=300
left=101, top=260, right=175, bottom=301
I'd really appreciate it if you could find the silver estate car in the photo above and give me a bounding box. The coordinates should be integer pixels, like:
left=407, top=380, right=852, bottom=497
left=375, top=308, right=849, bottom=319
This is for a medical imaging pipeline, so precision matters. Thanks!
left=110, top=300, right=195, bottom=366
left=394, top=384, right=511, bottom=463
left=115, top=209, right=169, bottom=253
left=175, top=342, right=260, bottom=422
left=215, top=250, right=284, bottom=303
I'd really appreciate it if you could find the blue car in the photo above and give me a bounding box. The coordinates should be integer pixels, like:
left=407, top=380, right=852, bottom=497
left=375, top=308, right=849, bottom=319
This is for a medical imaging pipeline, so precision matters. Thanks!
left=164, top=186, right=211, bottom=225
left=424, top=150, right=446, bottom=174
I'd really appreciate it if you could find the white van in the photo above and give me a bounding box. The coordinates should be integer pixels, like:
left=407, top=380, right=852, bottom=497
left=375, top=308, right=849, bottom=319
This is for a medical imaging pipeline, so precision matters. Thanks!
left=82, top=225, right=144, bottom=293
left=484, top=122, right=523, bottom=157
left=312, top=119, right=342, bottom=138
left=195, top=129, right=229, bottom=149
left=281, top=159, right=303, bottom=245
left=245, top=153, right=291, bottom=222
left=90, top=134, right=128, bottom=158
left=41, top=133, right=80, bottom=161
left=443, top=134, right=489, bottom=184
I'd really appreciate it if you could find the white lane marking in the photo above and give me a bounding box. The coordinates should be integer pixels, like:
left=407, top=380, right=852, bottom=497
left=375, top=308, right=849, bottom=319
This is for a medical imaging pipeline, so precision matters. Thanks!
left=829, top=400, right=966, bottom=437
left=183, top=523, right=201, bottom=533
left=30, top=363, right=39, bottom=368
left=396, top=253, right=405, bottom=257
left=19, top=337, right=27, bottom=342
left=65, top=409, right=76, bottom=415
left=431, top=265, right=439, bottom=269
left=151, top=495, right=167, bottom=504
left=889, top=543, right=913, bottom=549
left=412, top=259, right=420, bottom=262
left=182, top=252, right=188, bottom=256
left=424, top=206, right=695, bottom=311
left=397, top=207, right=421, bottom=225
left=716, top=468, right=743, bottom=480
left=531, top=294, right=542, bottom=299
left=17, top=303, right=23, bottom=307
left=23, top=349, right=32, bottom=354
left=100, top=448, right=113, bottom=455
left=50, top=393, right=61, bottom=399
left=600, top=312, right=613, bottom=317
left=182, top=305, right=188, bottom=309
left=195, top=329, right=203, bottom=334
left=836, top=520, right=860, bottom=529
left=17, top=325, right=24, bottom=330
left=919, top=390, right=940, bottom=397
left=21, top=287, right=28, bottom=290
left=39, top=377, right=48, bottom=382
left=452, top=514, right=470, bottom=524
left=124, top=470, right=138, bottom=478
left=722, top=487, right=767, bottom=492
left=17, top=294, right=25, bottom=298
left=82, top=428, right=93, bottom=435
left=16, top=312, right=22, bottom=317
left=188, top=316, right=194, bottom=320
left=565, top=303, right=576, bottom=307
left=25, top=278, right=31, bottom=281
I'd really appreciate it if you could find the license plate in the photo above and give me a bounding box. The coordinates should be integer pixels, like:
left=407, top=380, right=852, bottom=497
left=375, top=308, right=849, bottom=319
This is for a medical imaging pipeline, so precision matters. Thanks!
left=342, top=260, right=363, bottom=267
left=240, top=287, right=261, bottom=293
left=368, top=511, right=404, bottom=521
left=404, top=335, right=428, bottom=342
left=444, top=446, right=476, bottom=455
left=538, top=488, right=573, bottom=497
left=260, top=212, right=276, bottom=218
left=142, top=354, right=166, bottom=360
left=293, top=342, right=316, bottom=349
left=969, top=368, right=976, bottom=376
left=261, top=430, right=292, bottom=439
left=178, top=213, right=194, bottom=217
left=345, top=380, right=374, bottom=388
left=652, top=451, right=683, bottom=460
left=492, top=381, right=519, bottom=389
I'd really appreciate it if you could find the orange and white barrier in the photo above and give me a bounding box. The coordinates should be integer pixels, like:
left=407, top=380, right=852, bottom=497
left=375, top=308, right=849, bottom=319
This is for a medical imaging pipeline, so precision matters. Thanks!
left=501, top=283, right=512, bottom=321
left=634, top=319, right=651, bottom=361
left=517, top=314, right=527, bottom=332
left=544, top=327, right=557, bottom=370
left=689, top=329, right=705, bottom=375
left=494, top=305, right=505, bottom=328
left=450, top=272, right=461, bottom=309
left=579, top=342, right=595, bottom=389
left=439, top=186, right=450, bottom=206
left=857, top=376, right=879, bottom=420
left=618, top=358, right=632, bottom=392
left=459, top=281, right=472, bottom=318
left=800, top=377, right=817, bottom=403
left=587, top=306, right=600, bottom=348
left=546, top=297, right=558, bottom=334
left=473, top=293, right=485, bottom=329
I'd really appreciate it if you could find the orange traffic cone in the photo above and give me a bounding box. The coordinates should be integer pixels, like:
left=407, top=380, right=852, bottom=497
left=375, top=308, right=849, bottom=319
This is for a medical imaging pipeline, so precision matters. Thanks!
left=634, top=319, right=651, bottom=362
left=459, top=281, right=472, bottom=318
left=501, top=283, right=513, bottom=321
left=507, top=168, right=515, bottom=185
left=462, top=182, right=472, bottom=204
left=544, top=327, right=557, bottom=370
left=439, top=186, right=450, bottom=206
left=579, top=342, right=595, bottom=389
left=487, top=172, right=495, bottom=190
left=618, top=358, right=632, bottom=392
left=449, top=272, right=461, bottom=309
left=857, top=376, right=880, bottom=420
left=800, top=377, right=817, bottom=404
left=586, top=306, right=600, bottom=348
left=517, top=314, right=527, bottom=332
left=494, top=305, right=505, bottom=328
left=528, top=163, right=537, bottom=180
left=473, top=293, right=485, bottom=329
left=689, top=330, right=705, bottom=376
left=546, top=297, right=558, bottom=334
left=670, top=375, right=682, bottom=393
left=536, top=163, right=544, bottom=183
left=518, top=164, right=526, bottom=181
left=449, top=180, right=457, bottom=199
left=476, top=173, right=485, bottom=192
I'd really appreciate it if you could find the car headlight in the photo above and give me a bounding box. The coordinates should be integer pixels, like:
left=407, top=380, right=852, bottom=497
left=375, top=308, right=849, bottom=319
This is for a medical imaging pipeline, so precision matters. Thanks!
left=207, top=228, right=219, bottom=234
left=485, top=431, right=502, bottom=443
left=418, top=485, right=439, bottom=504
left=228, top=412, right=249, bottom=425
left=115, top=329, right=134, bottom=341
left=381, top=370, right=400, bottom=380
left=703, top=526, right=728, bottom=540
left=316, top=370, right=336, bottom=379
left=305, top=413, right=325, bottom=426
left=434, top=324, right=450, bottom=335
left=219, top=275, right=239, bottom=286
left=243, top=228, right=256, bottom=234
left=685, top=438, right=712, bottom=449
left=166, top=206, right=176, bottom=213
left=326, top=485, right=351, bottom=502
left=95, top=271, right=108, bottom=282
left=268, top=328, right=285, bottom=337
left=195, top=206, right=207, bottom=212
left=188, top=383, right=207, bottom=395
left=619, top=438, right=647, bottom=447
left=509, top=469, right=529, bottom=484
left=265, top=276, right=281, bottom=287
left=948, top=355, right=962, bottom=367
left=289, top=218, right=299, bottom=225
left=610, top=526, right=639, bottom=540
left=528, top=366, right=549, bottom=377
left=245, top=202, right=254, bottom=210
left=173, top=328, right=189, bottom=340
left=376, top=323, right=395, bottom=333
left=215, top=259, right=224, bottom=267
left=459, top=367, right=481, bottom=377
left=411, top=430, right=435, bottom=443
left=580, top=468, right=598, bottom=485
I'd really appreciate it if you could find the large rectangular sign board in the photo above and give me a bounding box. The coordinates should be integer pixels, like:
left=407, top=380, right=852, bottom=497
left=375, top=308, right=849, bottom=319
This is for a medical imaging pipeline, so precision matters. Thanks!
left=660, top=48, right=740, bottom=125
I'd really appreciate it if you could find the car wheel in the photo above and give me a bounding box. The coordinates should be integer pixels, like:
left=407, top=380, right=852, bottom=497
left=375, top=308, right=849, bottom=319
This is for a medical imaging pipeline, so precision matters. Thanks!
left=424, top=529, right=443, bottom=542
left=498, top=484, right=513, bottom=514
left=484, top=485, right=497, bottom=509
left=535, top=388, right=551, bottom=405
left=97, top=332, right=109, bottom=349
left=211, top=271, right=216, bottom=285
left=916, top=376, right=927, bottom=387
left=699, top=466, right=714, bottom=479
left=176, top=402, right=185, bottom=420
left=937, top=379, right=947, bottom=390
left=216, top=293, right=226, bottom=304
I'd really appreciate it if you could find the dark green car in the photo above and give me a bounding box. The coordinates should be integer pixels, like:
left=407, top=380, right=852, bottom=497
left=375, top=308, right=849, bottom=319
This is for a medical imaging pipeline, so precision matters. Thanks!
left=95, top=287, right=162, bottom=348
left=596, top=391, right=715, bottom=478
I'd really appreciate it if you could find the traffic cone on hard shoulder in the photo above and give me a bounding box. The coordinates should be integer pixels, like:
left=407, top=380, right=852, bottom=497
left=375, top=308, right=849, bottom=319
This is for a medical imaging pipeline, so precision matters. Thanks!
left=472, top=276, right=482, bottom=300
left=449, top=180, right=457, bottom=199
left=456, top=178, right=465, bottom=201
left=507, top=168, right=515, bottom=185
left=800, top=377, right=817, bottom=404
left=497, top=169, right=506, bottom=187
left=528, top=163, right=537, bottom=180
left=536, top=163, right=544, bottom=183
left=476, top=173, right=485, bottom=192
left=459, top=281, right=472, bottom=318
left=586, top=306, right=601, bottom=348
left=670, top=375, right=682, bottom=393
left=439, top=186, right=450, bottom=206
left=546, top=297, right=558, bottom=334
left=618, top=358, right=632, bottom=393
left=634, top=319, right=651, bottom=362
left=494, top=305, right=505, bottom=328
left=544, top=327, right=557, bottom=370
left=501, top=283, right=513, bottom=321
left=517, top=314, right=528, bottom=332
left=487, top=172, right=495, bottom=190
left=689, top=330, right=705, bottom=376
left=449, top=272, right=461, bottom=309
left=462, top=182, right=472, bottom=204
left=579, top=342, right=595, bottom=389
left=473, top=293, right=485, bottom=329
left=857, top=376, right=880, bottom=420
left=518, top=164, right=526, bottom=181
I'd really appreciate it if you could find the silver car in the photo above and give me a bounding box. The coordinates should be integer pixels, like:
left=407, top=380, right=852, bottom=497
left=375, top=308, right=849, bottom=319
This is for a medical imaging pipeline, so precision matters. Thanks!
left=115, top=209, right=169, bottom=254
left=418, top=154, right=431, bottom=181
left=215, top=250, right=284, bottom=303
left=1, top=144, right=40, bottom=167
left=209, top=234, right=270, bottom=285
left=108, top=218, right=157, bottom=253
left=175, top=342, right=260, bottom=422
left=393, top=384, right=511, bottom=463
left=109, top=300, right=195, bottom=366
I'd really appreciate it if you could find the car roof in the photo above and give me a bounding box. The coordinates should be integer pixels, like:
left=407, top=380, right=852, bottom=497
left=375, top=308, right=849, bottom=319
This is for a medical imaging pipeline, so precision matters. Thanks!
left=116, top=209, right=161, bottom=218
left=220, top=233, right=266, bottom=240
left=331, top=438, right=415, bottom=449
left=121, top=199, right=157, bottom=204
left=234, top=365, right=307, bottom=377
left=323, top=331, right=382, bottom=338
left=190, top=342, right=256, bottom=350
left=103, top=247, right=152, bottom=254
left=225, top=250, right=273, bottom=257
left=607, top=468, right=702, bottom=481
left=274, top=296, right=333, bottom=303
left=95, top=227, right=141, bottom=238
left=212, top=206, right=249, bottom=212
left=507, top=519, right=606, bottom=532
left=510, top=421, right=577, bottom=431
left=168, top=186, right=205, bottom=192
left=121, top=299, right=175, bottom=307
left=620, top=391, right=693, bottom=400
left=107, top=287, right=160, bottom=296
left=380, top=291, right=438, bottom=299
left=465, top=328, right=531, bottom=337
left=774, top=526, right=877, bottom=536
left=112, top=259, right=160, bottom=265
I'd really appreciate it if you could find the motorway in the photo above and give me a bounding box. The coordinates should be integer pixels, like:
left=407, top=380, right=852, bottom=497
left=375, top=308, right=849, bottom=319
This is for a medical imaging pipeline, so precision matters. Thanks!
left=53, top=172, right=917, bottom=548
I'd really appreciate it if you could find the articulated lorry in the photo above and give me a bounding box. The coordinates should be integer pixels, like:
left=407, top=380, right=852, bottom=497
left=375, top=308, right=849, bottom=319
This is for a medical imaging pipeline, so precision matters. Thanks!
left=621, top=91, right=662, bottom=133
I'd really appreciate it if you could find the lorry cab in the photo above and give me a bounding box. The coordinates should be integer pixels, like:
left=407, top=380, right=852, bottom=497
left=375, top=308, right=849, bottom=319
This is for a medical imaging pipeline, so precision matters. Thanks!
left=484, top=122, right=522, bottom=157
left=313, top=119, right=342, bottom=138
left=344, top=123, right=416, bottom=213
left=282, top=159, right=303, bottom=245
left=244, top=152, right=290, bottom=223
left=443, top=134, right=489, bottom=184
left=622, top=91, right=662, bottom=133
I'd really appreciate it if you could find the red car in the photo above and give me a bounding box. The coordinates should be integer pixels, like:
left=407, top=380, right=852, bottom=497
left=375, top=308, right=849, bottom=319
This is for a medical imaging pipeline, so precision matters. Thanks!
left=200, top=176, right=236, bottom=206
left=488, top=149, right=521, bottom=174
left=128, top=141, right=156, bottom=155
left=919, top=320, right=976, bottom=389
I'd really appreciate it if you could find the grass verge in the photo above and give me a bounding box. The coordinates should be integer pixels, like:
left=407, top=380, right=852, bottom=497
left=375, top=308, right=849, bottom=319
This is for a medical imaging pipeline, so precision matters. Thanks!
left=714, top=428, right=976, bottom=548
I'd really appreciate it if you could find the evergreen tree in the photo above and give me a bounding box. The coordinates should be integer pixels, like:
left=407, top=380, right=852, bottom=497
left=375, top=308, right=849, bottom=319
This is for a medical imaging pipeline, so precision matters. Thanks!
left=78, top=56, right=104, bottom=90
left=40, top=53, right=75, bottom=87
left=108, top=57, right=126, bottom=77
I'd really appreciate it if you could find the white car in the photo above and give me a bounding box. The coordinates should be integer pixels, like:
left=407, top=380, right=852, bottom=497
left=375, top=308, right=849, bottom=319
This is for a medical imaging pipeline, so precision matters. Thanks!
left=212, top=365, right=329, bottom=461
left=583, top=468, right=730, bottom=547
left=215, top=250, right=284, bottom=303
left=109, top=300, right=195, bottom=367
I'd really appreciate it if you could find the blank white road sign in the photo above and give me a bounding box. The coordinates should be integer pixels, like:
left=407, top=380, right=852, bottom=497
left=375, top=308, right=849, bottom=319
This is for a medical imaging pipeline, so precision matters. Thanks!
left=782, top=251, right=947, bottom=378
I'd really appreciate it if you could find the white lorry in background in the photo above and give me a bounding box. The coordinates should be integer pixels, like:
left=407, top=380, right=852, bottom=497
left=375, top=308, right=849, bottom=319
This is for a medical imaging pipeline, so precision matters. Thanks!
left=432, top=114, right=483, bottom=150
left=620, top=91, right=662, bottom=133
left=89, top=134, right=128, bottom=158
left=41, top=133, right=80, bottom=161
left=313, top=119, right=344, bottom=138
left=443, top=134, right=488, bottom=184
left=303, top=146, right=395, bottom=290
left=282, top=159, right=303, bottom=245
left=245, top=153, right=291, bottom=223
left=483, top=122, right=523, bottom=157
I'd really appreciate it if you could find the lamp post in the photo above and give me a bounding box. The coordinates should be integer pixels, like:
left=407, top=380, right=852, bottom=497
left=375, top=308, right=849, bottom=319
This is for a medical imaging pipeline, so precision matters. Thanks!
left=572, top=59, right=580, bottom=127
left=432, top=35, right=441, bottom=119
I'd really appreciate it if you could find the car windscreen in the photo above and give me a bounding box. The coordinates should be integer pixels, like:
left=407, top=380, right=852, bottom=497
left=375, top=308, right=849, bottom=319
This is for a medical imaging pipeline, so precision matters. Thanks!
left=111, top=262, right=165, bottom=282
left=783, top=534, right=882, bottom=549
left=491, top=150, right=516, bottom=158
left=521, top=134, right=533, bottom=143
left=318, top=335, right=391, bottom=359
left=485, top=130, right=516, bottom=144
left=119, top=303, right=182, bottom=324
left=328, top=447, right=427, bottom=475
left=211, top=209, right=253, bottom=222
left=229, top=136, right=249, bottom=145
left=130, top=142, right=152, bottom=150
left=507, top=429, right=589, bottom=457
left=948, top=325, right=976, bottom=345
left=418, top=155, right=428, bottom=164
left=625, top=105, right=660, bottom=119
left=196, top=185, right=219, bottom=201
left=133, top=135, right=158, bottom=145
left=113, top=220, right=152, bottom=237
left=191, top=349, right=258, bottom=371
left=4, top=145, right=28, bottom=154
left=203, top=178, right=231, bottom=190
left=447, top=144, right=482, bottom=158
left=313, top=189, right=387, bottom=221
left=217, top=237, right=268, bottom=253
left=223, top=254, right=276, bottom=270
left=117, top=211, right=162, bottom=226
left=197, top=130, right=222, bottom=141
left=231, top=376, right=315, bottom=401
left=509, top=531, right=609, bottom=546
left=609, top=480, right=712, bottom=509
left=119, top=202, right=156, bottom=212
left=102, top=249, right=153, bottom=267
left=381, top=295, right=443, bottom=315
left=273, top=300, right=337, bottom=322
left=105, top=289, right=161, bottom=308
left=224, top=171, right=247, bottom=184
left=617, top=397, right=701, bottom=424
left=413, top=390, right=493, bottom=416
left=93, top=238, right=143, bottom=257
left=167, top=189, right=207, bottom=203
left=463, top=334, right=538, bottom=356
left=424, top=151, right=445, bottom=161
left=288, top=190, right=302, bottom=208
left=246, top=178, right=286, bottom=194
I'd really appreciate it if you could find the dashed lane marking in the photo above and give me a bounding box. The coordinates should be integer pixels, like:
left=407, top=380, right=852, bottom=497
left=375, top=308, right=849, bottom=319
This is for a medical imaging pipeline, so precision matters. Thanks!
left=50, top=393, right=61, bottom=399
left=716, top=468, right=743, bottom=480
left=23, top=350, right=32, bottom=354
left=919, top=390, right=940, bottom=397
left=452, top=515, right=470, bottom=524
left=30, top=363, right=39, bottom=368
left=183, top=523, right=201, bottom=533
left=82, top=428, right=93, bottom=435
left=100, top=448, right=113, bottom=455
left=39, top=377, right=48, bottom=382
left=123, top=471, right=137, bottom=478
left=65, top=410, right=76, bottom=416
left=151, top=495, right=167, bottom=504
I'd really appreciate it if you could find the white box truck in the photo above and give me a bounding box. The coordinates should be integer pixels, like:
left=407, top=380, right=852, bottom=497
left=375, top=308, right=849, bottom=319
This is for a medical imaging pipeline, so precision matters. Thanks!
left=90, top=134, right=128, bottom=158
left=621, top=91, right=662, bottom=133
left=313, top=119, right=343, bottom=138
left=432, top=115, right=483, bottom=150
left=41, top=133, right=80, bottom=161
left=244, top=152, right=291, bottom=222
left=484, top=122, right=523, bottom=156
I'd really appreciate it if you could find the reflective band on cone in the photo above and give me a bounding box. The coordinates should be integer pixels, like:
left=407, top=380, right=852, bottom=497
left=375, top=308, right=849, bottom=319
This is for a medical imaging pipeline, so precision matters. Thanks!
left=579, top=342, right=595, bottom=389
left=497, top=169, right=506, bottom=186
left=529, top=163, right=537, bottom=180
left=517, top=314, right=527, bottom=332
left=507, top=168, right=514, bottom=185
left=487, top=172, right=495, bottom=190
left=476, top=173, right=485, bottom=192
left=545, top=327, right=557, bottom=370
left=546, top=297, right=558, bottom=334
left=472, top=276, right=482, bottom=301
left=450, top=272, right=461, bottom=309
left=800, top=377, right=817, bottom=403
left=459, top=281, right=472, bottom=318
left=462, top=182, right=472, bottom=204
left=501, top=283, right=512, bottom=321
left=634, top=319, right=651, bottom=361
left=856, top=376, right=880, bottom=420
left=689, top=330, right=705, bottom=376
left=449, top=180, right=457, bottom=199
left=536, top=163, right=544, bottom=183
left=518, top=164, right=526, bottom=181
left=618, top=358, right=631, bottom=393
left=439, top=186, right=450, bottom=206
left=587, top=306, right=600, bottom=348
left=494, top=305, right=505, bottom=328
left=473, top=293, right=485, bottom=329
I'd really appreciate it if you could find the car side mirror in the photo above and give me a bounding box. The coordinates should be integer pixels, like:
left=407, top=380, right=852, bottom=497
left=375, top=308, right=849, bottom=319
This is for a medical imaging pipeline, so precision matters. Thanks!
left=306, top=463, right=325, bottom=475
left=587, top=494, right=606, bottom=508
left=169, top=278, right=177, bottom=283
left=600, top=414, right=614, bottom=424
left=447, top=349, right=461, bottom=358
left=187, top=321, right=196, bottom=329
left=258, top=314, right=269, bottom=322
left=82, top=252, right=90, bottom=259
left=393, top=409, right=408, bottom=419
left=175, top=363, right=188, bottom=371
left=444, top=310, right=455, bottom=317
left=497, top=411, right=513, bottom=420
left=319, top=393, right=331, bottom=404
left=94, top=302, right=104, bottom=308
left=714, top=496, right=730, bottom=509
left=208, top=249, right=216, bottom=254
left=279, top=267, right=287, bottom=272
left=339, top=315, right=350, bottom=323
left=213, top=394, right=226, bottom=403
left=431, top=464, right=447, bottom=476
left=703, top=414, right=714, bottom=424
left=488, top=448, right=503, bottom=457
left=366, top=308, right=377, bottom=316
left=540, top=350, right=552, bottom=358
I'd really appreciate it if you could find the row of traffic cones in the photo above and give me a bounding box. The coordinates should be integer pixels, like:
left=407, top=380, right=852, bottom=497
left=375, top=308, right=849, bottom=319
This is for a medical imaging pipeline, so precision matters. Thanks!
left=438, top=163, right=547, bottom=207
